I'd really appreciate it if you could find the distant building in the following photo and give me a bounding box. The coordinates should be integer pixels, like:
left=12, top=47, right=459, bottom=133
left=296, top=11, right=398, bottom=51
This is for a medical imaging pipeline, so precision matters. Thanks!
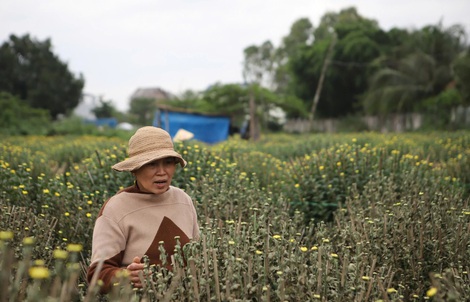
left=130, top=87, right=175, bottom=102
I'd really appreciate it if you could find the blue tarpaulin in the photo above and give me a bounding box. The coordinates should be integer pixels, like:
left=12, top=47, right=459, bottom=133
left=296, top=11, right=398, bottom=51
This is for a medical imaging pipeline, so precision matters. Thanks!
left=84, top=118, right=118, bottom=128
left=154, top=109, right=230, bottom=144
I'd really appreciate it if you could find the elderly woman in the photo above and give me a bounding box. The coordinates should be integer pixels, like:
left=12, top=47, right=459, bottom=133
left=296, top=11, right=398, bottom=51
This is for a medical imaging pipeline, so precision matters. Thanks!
left=87, top=126, right=200, bottom=294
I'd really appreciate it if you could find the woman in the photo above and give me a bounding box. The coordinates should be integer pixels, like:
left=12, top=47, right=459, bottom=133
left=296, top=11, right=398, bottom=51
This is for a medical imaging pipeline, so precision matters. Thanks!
left=87, top=126, right=200, bottom=294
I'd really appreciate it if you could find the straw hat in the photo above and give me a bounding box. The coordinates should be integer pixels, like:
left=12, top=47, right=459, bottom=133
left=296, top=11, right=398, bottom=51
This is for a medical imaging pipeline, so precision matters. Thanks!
left=112, top=126, right=186, bottom=172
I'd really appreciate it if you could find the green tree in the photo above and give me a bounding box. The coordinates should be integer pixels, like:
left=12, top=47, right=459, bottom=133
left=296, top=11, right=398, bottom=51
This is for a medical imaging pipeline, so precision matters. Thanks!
left=243, top=42, right=276, bottom=140
left=363, top=52, right=437, bottom=114
left=170, top=89, right=206, bottom=110
left=202, top=83, right=247, bottom=117
left=201, top=83, right=306, bottom=129
left=0, top=34, right=84, bottom=119
left=128, top=98, right=157, bottom=126
left=92, top=98, right=117, bottom=118
left=274, top=18, right=314, bottom=93
left=280, top=18, right=314, bottom=59
left=243, top=41, right=277, bottom=88
left=288, top=7, right=383, bottom=118
left=454, top=51, right=470, bottom=104
left=0, top=92, right=51, bottom=135
left=419, top=88, right=463, bottom=129
left=362, top=22, right=467, bottom=115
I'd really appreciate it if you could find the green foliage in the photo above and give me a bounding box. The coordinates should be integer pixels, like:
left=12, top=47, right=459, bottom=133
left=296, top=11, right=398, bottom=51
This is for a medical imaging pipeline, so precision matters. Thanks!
left=454, top=51, right=470, bottom=104
left=48, top=116, right=100, bottom=136
left=0, top=34, right=85, bottom=119
left=243, top=41, right=276, bottom=86
left=0, top=92, right=51, bottom=135
left=91, top=98, right=117, bottom=118
left=201, top=83, right=248, bottom=120
left=336, top=114, right=370, bottom=132
left=279, top=18, right=314, bottom=59
left=128, top=98, right=157, bottom=126
left=238, top=7, right=469, bottom=121
left=0, top=131, right=469, bottom=300
left=419, top=89, right=463, bottom=130
left=288, top=39, right=328, bottom=101
left=274, top=18, right=314, bottom=95
left=362, top=52, right=437, bottom=114
left=167, top=90, right=207, bottom=114
left=413, top=23, right=467, bottom=71
left=362, top=22, right=467, bottom=116
left=171, top=83, right=307, bottom=128
left=47, top=115, right=133, bottom=139
left=288, top=7, right=384, bottom=118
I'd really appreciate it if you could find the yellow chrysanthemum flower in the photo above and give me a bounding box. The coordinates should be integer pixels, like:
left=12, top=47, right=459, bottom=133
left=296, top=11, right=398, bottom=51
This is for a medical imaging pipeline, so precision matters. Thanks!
left=53, top=249, right=68, bottom=259
left=34, top=260, right=45, bottom=266
left=67, top=244, right=83, bottom=252
left=0, top=231, right=14, bottom=240
left=29, top=267, right=50, bottom=279
left=426, top=287, right=437, bottom=297
left=386, top=288, right=397, bottom=294
left=23, top=237, right=35, bottom=245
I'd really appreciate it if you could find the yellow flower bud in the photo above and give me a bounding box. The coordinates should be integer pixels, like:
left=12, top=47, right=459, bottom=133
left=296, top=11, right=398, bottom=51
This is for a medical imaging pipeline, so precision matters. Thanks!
left=29, top=267, right=50, bottom=279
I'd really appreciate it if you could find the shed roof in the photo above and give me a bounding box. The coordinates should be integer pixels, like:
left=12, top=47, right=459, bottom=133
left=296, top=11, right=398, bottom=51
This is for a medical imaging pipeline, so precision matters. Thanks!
left=131, top=87, right=174, bottom=100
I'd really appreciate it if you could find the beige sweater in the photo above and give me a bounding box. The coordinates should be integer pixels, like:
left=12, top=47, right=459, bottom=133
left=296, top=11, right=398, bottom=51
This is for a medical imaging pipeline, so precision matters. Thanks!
left=87, top=185, right=199, bottom=293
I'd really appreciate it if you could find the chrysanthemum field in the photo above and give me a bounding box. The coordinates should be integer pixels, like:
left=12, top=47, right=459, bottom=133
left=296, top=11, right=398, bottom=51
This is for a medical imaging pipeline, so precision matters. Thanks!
left=1, top=131, right=469, bottom=301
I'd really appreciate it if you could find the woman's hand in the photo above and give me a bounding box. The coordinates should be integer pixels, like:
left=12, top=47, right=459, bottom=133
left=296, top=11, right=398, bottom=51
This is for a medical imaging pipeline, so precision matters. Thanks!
left=126, top=256, right=145, bottom=288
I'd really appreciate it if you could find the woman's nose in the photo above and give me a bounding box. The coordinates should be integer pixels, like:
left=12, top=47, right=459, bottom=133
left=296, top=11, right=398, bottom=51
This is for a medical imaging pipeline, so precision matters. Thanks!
left=154, top=162, right=165, bottom=174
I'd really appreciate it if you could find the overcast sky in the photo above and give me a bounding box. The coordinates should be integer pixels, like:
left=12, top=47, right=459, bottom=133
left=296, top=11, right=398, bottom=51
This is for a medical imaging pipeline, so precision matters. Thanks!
left=1, top=0, right=469, bottom=111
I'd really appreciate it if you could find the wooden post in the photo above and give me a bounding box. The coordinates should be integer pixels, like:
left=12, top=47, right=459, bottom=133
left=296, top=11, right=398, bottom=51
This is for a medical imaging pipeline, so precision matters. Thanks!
left=249, top=89, right=260, bottom=141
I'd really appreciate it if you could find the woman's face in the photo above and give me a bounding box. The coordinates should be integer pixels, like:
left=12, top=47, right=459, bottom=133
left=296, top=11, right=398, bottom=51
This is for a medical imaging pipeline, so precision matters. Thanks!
left=133, top=157, right=177, bottom=194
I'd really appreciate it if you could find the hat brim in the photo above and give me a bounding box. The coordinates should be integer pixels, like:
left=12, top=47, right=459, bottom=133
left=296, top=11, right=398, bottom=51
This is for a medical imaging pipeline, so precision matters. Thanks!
left=112, top=150, right=187, bottom=172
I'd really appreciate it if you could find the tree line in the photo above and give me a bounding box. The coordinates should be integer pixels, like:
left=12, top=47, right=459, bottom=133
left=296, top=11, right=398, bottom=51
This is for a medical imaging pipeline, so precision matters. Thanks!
left=1, top=6, right=469, bottom=135
left=135, top=7, right=470, bottom=133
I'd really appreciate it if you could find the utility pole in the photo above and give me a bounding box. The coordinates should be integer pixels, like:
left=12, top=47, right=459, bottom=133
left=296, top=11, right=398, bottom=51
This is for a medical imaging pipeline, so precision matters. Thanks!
left=309, top=34, right=337, bottom=131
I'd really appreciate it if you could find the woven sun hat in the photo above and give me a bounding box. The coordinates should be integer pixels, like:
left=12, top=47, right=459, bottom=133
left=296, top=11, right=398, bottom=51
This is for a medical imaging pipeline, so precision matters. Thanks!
left=112, top=126, right=187, bottom=172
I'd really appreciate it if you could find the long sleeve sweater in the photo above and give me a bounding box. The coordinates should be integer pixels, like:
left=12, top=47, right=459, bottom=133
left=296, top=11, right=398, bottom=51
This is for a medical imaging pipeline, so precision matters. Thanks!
left=86, top=185, right=199, bottom=293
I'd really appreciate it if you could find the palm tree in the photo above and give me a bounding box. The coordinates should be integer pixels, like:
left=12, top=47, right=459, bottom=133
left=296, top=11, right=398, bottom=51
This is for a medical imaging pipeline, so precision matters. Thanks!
left=362, top=52, right=436, bottom=114
left=362, top=22, right=467, bottom=115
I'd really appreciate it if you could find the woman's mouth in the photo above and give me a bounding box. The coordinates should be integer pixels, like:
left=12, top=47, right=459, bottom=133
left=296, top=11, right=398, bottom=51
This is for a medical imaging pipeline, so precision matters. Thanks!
left=154, top=180, right=167, bottom=185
